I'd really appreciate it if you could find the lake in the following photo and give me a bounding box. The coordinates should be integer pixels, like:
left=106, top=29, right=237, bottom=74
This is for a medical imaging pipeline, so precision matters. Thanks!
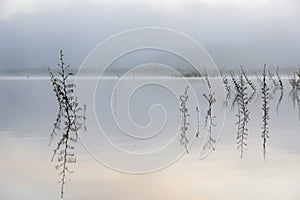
left=0, top=77, right=299, bottom=200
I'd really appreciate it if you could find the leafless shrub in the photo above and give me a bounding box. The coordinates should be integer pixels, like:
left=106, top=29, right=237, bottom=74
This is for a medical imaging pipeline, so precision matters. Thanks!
left=220, top=71, right=231, bottom=108
left=230, top=71, right=239, bottom=110
left=240, top=65, right=256, bottom=92
left=49, top=50, right=86, bottom=198
left=203, top=71, right=216, bottom=151
left=235, top=75, right=250, bottom=158
left=288, top=70, right=300, bottom=120
left=276, top=66, right=284, bottom=112
left=261, top=65, right=270, bottom=161
left=179, top=86, right=190, bottom=153
left=195, top=106, right=200, bottom=138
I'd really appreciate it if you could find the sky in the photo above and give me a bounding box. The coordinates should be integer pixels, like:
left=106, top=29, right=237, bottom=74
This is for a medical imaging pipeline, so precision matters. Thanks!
left=0, top=0, right=300, bottom=72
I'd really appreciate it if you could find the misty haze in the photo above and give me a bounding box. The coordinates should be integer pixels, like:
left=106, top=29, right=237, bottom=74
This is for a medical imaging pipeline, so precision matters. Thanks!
left=0, top=0, right=300, bottom=200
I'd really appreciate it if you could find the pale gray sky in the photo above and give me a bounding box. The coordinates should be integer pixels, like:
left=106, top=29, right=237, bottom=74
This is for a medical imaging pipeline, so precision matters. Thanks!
left=0, top=0, right=299, bottom=72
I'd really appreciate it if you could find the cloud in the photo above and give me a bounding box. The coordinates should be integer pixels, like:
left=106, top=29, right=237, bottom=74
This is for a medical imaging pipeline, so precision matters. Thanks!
left=0, top=0, right=299, bottom=73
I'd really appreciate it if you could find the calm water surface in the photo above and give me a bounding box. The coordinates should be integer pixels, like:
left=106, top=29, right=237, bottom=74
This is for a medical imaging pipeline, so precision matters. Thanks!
left=0, top=78, right=300, bottom=199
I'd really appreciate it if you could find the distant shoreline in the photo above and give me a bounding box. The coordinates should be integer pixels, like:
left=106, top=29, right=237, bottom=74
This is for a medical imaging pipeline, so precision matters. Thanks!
left=0, top=65, right=299, bottom=79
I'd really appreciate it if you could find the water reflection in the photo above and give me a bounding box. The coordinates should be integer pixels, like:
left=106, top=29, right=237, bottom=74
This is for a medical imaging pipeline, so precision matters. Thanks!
left=220, top=66, right=294, bottom=159
left=288, top=70, right=300, bottom=120
left=1, top=75, right=300, bottom=199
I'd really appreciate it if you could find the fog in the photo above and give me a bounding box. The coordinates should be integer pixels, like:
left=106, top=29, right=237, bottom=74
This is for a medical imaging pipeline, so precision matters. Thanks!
left=0, top=0, right=299, bottom=75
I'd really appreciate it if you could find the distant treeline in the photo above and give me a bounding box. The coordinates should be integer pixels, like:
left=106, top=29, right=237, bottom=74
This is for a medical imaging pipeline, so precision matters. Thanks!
left=1, top=65, right=300, bottom=77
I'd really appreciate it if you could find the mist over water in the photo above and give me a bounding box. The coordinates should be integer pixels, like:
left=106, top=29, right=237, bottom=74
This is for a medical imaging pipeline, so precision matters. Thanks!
left=1, top=0, right=300, bottom=198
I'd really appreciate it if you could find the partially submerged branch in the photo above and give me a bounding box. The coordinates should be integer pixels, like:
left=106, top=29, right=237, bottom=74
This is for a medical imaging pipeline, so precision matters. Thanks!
left=276, top=66, right=284, bottom=113
left=203, top=71, right=216, bottom=151
left=220, top=71, right=231, bottom=108
left=261, top=65, right=270, bottom=161
left=288, top=70, right=300, bottom=120
left=179, top=86, right=190, bottom=153
left=49, top=50, right=86, bottom=199
left=234, top=75, right=250, bottom=158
